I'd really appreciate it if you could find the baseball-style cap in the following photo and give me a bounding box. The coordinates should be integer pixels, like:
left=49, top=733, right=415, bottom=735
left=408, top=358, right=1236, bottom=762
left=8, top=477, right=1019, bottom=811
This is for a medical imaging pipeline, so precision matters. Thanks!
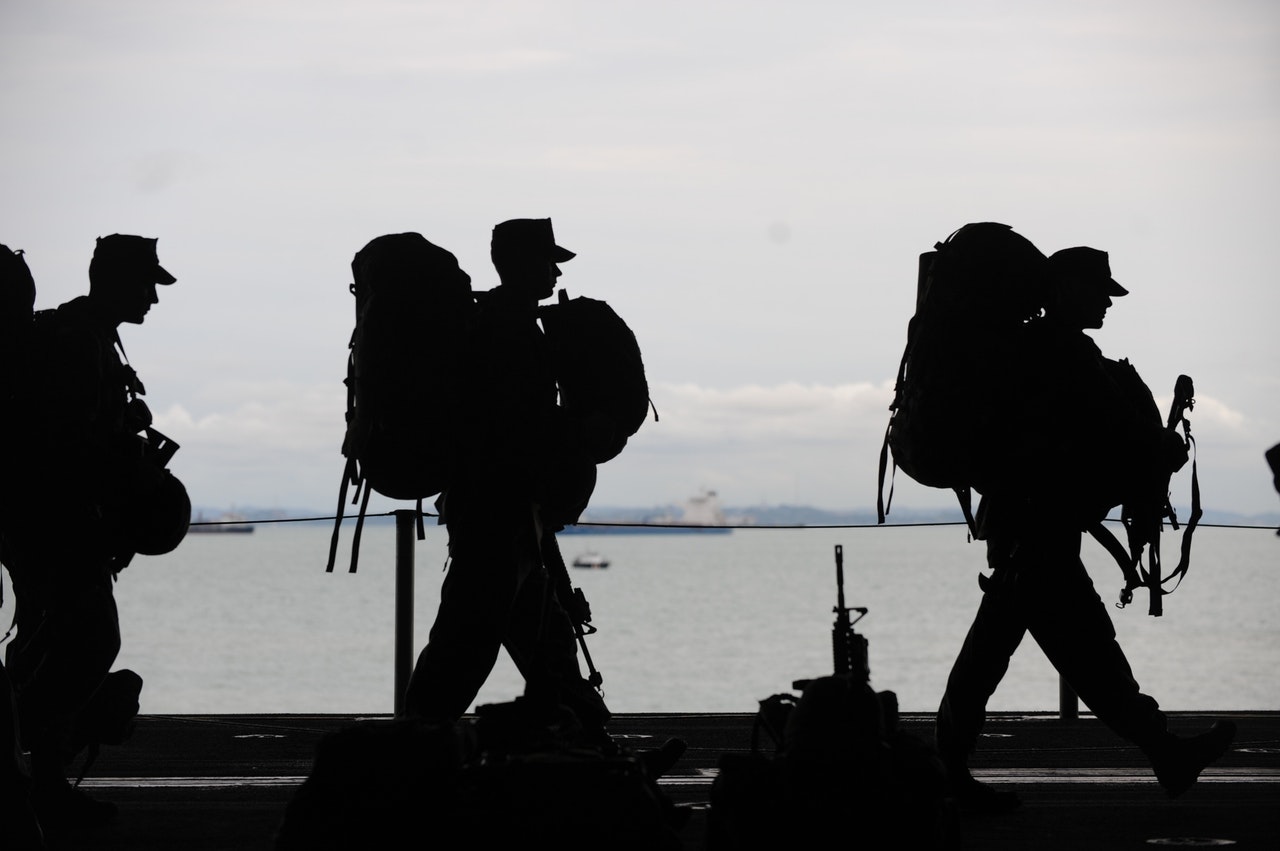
left=1047, top=246, right=1127, bottom=296
left=92, top=234, right=176, bottom=285
left=491, top=218, right=575, bottom=264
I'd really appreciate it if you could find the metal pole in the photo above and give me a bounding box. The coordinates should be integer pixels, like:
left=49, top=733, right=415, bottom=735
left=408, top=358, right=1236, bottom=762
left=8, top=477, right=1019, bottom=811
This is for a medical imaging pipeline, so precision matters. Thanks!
left=1059, top=675, right=1079, bottom=721
left=393, top=509, right=416, bottom=716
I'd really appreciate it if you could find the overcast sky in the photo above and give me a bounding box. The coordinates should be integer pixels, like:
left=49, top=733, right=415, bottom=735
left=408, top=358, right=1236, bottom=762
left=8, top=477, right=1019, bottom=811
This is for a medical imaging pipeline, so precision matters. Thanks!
left=3, top=1, right=1277, bottom=518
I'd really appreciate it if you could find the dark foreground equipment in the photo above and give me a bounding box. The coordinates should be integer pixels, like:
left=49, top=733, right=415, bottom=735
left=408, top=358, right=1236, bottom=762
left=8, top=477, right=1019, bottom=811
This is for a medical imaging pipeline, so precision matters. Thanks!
left=275, top=708, right=686, bottom=851
left=709, top=545, right=955, bottom=850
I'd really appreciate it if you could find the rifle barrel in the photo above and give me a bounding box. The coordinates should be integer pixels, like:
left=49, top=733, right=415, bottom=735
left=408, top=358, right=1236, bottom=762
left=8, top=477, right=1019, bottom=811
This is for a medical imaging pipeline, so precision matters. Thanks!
left=835, top=544, right=845, bottom=611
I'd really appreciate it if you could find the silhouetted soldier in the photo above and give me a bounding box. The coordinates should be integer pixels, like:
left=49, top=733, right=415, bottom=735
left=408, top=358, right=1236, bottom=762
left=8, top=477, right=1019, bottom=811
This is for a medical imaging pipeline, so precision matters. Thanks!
left=403, top=219, right=611, bottom=741
left=1, top=235, right=176, bottom=828
left=935, top=245, right=1236, bottom=812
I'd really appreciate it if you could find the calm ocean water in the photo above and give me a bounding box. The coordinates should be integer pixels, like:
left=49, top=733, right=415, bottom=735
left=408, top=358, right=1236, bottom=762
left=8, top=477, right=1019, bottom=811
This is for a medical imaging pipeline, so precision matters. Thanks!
left=2, top=520, right=1275, bottom=716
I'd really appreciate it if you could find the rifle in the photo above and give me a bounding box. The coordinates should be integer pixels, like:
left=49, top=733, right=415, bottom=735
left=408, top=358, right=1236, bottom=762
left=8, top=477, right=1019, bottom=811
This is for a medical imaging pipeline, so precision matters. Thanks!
left=1116, top=374, right=1200, bottom=616
left=793, top=544, right=869, bottom=689
left=540, top=530, right=604, bottom=690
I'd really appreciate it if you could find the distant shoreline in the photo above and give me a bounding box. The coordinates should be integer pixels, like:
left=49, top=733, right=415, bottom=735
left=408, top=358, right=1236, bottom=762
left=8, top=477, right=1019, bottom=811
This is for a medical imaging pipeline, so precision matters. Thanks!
left=191, top=504, right=1280, bottom=530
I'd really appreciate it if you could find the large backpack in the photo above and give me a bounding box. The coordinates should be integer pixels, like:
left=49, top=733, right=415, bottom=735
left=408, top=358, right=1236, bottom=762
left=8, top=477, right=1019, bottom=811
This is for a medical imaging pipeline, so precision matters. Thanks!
left=538, top=289, right=654, bottom=465
left=876, top=223, right=1050, bottom=531
left=326, top=233, right=475, bottom=573
left=1, top=243, right=36, bottom=409
left=1, top=244, right=36, bottom=557
left=1, top=244, right=35, bottom=324
left=2, top=243, right=35, bottom=432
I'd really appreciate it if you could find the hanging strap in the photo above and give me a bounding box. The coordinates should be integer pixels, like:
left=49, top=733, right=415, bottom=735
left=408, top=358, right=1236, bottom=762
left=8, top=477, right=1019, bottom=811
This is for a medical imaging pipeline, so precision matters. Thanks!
left=1100, top=375, right=1200, bottom=616
left=1125, top=508, right=1165, bottom=616
left=323, top=458, right=372, bottom=574
left=876, top=418, right=895, bottom=524
left=325, top=450, right=432, bottom=575
left=1138, top=375, right=1200, bottom=615
left=1089, top=521, right=1143, bottom=604
left=327, top=338, right=363, bottom=573
left=347, top=482, right=372, bottom=574
left=1159, top=412, right=1201, bottom=598
left=324, top=456, right=356, bottom=572
left=876, top=339, right=913, bottom=525
left=954, top=486, right=977, bottom=539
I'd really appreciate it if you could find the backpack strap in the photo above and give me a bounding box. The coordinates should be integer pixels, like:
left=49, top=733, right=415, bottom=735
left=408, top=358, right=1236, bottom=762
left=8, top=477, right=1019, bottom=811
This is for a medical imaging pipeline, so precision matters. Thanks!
left=876, top=419, right=895, bottom=524
left=1136, top=375, right=1201, bottom=615
left=954, top=486, right=977, bottom=539
left=112, top=331, right=148, bottom=401
left=1089, top=521, right=1144, bottom=607
left=324, top=456, right=373, bottom=574
left=347, top=480, right=372, bottom=574
left=324, top=456, right=356, bottom=572
left=1155, top=406, right=1202, bottom=604
left=1093, top=401, right=1202, bottom=616
left=876, top=339, right=913, bottom=525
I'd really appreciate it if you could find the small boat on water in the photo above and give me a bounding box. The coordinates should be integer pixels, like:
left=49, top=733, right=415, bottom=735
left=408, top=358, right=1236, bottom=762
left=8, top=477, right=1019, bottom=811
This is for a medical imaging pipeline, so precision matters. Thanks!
left=572, top=550, right=610, bottom=569
left=189, top=513, right=255, bottom=534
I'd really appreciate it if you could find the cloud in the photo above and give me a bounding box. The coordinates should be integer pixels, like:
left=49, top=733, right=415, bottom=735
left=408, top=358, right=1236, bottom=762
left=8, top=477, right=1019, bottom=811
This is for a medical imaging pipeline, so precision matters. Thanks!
left=5, top=1, right=1278, bottom=518
left=645, top=381, right=892, bottom=445
left=1167, top=393, right=1245, bottom=433
left=147, top=371, right=1276, bottom=517
left=151, top=383, right=344, bottom=509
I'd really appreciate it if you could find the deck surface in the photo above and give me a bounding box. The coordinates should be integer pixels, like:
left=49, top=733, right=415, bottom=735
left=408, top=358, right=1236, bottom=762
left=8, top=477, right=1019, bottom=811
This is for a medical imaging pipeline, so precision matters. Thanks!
left=16, top=710, right=1280, bottom=850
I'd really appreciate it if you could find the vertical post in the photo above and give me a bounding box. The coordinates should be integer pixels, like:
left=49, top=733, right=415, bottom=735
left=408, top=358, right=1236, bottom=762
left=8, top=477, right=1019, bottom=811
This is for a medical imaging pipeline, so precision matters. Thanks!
left=1059, top=675, right=1079, bottom=721
left=393, top=509, right=416, bottom=716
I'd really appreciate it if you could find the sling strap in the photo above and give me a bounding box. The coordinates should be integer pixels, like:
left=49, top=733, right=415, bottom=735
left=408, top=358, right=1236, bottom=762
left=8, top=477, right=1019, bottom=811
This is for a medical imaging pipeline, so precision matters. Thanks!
left=1094, top=375, right=1200, bottom=616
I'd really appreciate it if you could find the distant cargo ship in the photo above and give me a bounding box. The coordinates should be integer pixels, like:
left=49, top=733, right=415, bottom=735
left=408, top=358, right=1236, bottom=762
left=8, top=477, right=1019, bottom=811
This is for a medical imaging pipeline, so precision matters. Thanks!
left=560, top=489, right=739, bottom=535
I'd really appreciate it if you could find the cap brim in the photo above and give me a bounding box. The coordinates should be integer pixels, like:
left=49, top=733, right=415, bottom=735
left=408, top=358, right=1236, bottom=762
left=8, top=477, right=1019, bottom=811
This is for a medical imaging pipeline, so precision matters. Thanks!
left=1107, top=279, right=1127, bottom=296
left=155, top=265, right=176, bottom=285
left=552, top=246, right=575, bottom=263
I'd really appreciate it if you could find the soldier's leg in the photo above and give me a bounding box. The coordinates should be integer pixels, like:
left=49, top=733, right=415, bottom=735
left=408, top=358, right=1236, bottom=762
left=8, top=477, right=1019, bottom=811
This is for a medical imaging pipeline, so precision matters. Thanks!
left=1027, top=553, right=1167, bottom=745
left=403, top=506, right=526, bottom=722
left=11, top=579, right=121, bottom=758
left=8, top=563, right=122, bottom=828
left=1026, top=538, right=1235, bottom=797
left=936, top=542, right=1027, bottom=770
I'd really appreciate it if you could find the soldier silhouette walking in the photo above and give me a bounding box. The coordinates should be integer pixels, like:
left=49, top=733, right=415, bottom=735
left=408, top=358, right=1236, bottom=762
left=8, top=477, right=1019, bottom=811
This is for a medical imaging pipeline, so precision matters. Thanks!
left=935, top=245, right=1236, bottom=812
left=403, top=219, right=611, bottom=739
left=2, top=235, right=182, bottom=829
